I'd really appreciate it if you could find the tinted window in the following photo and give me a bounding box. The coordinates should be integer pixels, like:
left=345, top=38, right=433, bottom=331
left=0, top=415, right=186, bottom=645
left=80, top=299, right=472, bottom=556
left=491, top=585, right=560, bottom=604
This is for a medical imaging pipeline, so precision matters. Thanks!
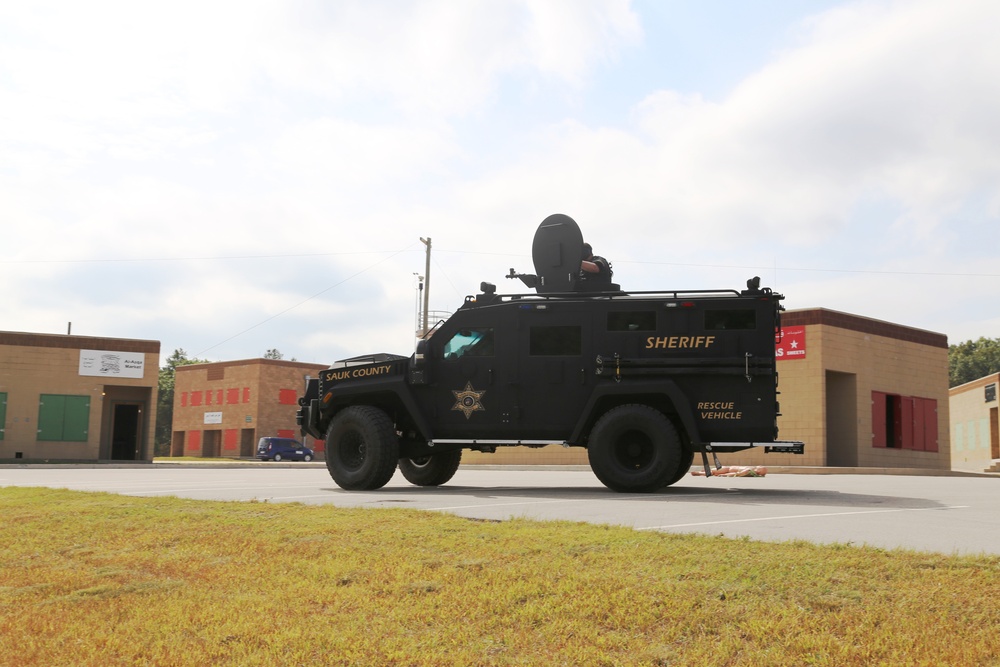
left=705, top=309, right=756, bottom=330
left=607, top=311, right=656, bottom=331
left=443, top=328, right=494, bottom=359
left=530, top=326, right=581, bottom=356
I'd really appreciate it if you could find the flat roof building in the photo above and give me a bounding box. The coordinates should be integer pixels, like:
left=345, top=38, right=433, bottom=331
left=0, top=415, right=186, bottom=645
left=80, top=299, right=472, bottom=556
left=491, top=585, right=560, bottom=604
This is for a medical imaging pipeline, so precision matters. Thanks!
left=172, top=359, right=327, bottom=458
left=949, top=372, right=1000, bottom=473
left=0, top=330, right=160, bottom=462
left=741, top=308, right=950, bottom=470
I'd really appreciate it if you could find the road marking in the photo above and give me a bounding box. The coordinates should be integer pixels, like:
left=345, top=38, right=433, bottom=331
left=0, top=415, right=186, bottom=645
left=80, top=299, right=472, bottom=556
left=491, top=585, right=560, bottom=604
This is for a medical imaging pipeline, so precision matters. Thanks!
left=637, top=505, right=971, bottom=530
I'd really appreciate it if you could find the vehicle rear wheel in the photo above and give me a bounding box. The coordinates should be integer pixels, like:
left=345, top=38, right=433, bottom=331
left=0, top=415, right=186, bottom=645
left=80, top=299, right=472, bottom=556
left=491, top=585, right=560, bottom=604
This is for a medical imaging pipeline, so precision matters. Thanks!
left=399, top=450, right=462, bottom=486
left=587, top=404, right=682, bottom=492
left=273, top=453, right=282, bottom=462
left=325, top=406, right=399, bottom=490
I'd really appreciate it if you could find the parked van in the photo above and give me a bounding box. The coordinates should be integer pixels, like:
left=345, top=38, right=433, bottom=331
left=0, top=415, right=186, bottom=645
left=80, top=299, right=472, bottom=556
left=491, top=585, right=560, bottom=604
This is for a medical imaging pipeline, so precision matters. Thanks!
left=256, top=437, right=314, bottom=462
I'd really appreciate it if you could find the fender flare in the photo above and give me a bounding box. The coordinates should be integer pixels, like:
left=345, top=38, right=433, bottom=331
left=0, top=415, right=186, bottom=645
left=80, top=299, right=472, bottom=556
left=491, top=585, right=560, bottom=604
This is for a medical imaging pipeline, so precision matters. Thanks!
left=319, top=378, right=434, bottom=440
left=570, top=379, right=701, bottom=446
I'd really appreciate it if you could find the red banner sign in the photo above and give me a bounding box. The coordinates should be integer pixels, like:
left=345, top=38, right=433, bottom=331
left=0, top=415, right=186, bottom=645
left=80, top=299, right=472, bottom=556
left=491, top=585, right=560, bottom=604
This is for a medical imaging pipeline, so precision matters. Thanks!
left=776, top=327, right=806, bottom=360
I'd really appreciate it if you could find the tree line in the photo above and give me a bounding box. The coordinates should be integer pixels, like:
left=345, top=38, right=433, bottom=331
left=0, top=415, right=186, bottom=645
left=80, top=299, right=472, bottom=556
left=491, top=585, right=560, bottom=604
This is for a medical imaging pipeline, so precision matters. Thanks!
left=949, top=336, right=1000, bottom=388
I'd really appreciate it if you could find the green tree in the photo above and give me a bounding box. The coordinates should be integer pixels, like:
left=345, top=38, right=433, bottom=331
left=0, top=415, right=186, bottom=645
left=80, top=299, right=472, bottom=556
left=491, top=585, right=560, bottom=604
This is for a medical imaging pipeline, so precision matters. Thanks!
left=263, top=348, right=284, bottom=360
left=154, top=349, right=209, bottom=456
left=949, top=337, right=1000, bottom=387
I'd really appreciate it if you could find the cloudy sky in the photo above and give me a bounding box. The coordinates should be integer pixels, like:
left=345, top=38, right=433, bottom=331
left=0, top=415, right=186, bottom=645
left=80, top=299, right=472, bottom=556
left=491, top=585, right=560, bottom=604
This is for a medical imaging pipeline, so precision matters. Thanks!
left=2, top=0, right=998, bottom=366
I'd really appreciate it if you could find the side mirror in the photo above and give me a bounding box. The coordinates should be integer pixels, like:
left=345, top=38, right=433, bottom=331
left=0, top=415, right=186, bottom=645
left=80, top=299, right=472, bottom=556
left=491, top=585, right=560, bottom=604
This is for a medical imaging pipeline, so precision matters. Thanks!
left=413, top=339, right=429, bottom=369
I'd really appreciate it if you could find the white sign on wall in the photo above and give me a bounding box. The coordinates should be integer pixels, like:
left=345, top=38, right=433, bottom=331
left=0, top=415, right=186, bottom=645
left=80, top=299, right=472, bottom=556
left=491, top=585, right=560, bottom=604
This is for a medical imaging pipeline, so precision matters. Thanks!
left=79, top=349, right=146, bottom=378
left=204, top=412, right=223, bottom=425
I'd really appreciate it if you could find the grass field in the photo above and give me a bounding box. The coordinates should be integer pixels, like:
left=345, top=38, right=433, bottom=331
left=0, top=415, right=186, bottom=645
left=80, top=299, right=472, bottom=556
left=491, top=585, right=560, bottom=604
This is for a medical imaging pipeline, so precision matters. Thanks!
left=2, top=486, right=998, bottom=666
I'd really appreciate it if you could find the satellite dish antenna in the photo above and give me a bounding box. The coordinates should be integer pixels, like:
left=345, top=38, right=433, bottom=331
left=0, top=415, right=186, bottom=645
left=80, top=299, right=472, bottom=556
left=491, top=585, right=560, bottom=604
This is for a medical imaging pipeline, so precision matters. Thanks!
left=530, top=213, right=584, bottom=293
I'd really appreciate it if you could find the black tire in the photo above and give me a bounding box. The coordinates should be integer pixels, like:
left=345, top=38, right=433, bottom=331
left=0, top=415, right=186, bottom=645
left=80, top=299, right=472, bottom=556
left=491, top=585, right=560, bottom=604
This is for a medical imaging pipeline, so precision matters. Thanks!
left=666, top=448, right=695, bottom=486
left=399, top=450, right=462, bottom=487
left=303, top=454, right=313, bottom=462
left=273, top=453, right=282, bottom=462
left=325, top=406, right=399, bottom=490
left=587, top=404, right=683, bottom=492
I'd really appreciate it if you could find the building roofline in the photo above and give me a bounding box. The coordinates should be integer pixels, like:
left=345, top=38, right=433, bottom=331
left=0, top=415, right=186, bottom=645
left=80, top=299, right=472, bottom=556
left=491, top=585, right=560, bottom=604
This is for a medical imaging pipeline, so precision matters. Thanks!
left=0, top=330, right=160, bottom=353
left=948, top=372, right=1000, bottom=395
left=176, top=358, right=328, bottom=372
left=781, top=308, right=947, bottom=349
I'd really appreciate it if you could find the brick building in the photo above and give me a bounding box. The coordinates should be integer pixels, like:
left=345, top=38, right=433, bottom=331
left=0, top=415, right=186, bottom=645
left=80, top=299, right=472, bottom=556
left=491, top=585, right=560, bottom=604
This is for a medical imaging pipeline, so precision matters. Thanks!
left=171, top=359, right=326, bottom=458
left=735, top=308, right=950, bottom=469
left=465, top=308, right=952, bottom=470
left=0, top=331, right=160, bottom=462
left=949, top=372, right=1000, bottom=472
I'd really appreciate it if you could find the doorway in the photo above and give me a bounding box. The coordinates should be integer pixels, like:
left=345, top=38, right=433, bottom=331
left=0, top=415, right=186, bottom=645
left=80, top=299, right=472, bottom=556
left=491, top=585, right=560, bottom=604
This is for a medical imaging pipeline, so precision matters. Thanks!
left=826, top=371, right=858, bottom=466
left=203, top=430, right=221, bottom=458
left=111, top=403, right=141, bottom=460
left=240, top=428, right=256, bottom=457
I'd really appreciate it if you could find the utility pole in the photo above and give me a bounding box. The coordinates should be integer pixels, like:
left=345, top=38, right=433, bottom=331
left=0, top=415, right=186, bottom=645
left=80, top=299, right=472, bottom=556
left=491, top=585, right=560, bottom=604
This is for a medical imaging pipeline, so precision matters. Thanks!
left=419, top=237, right=431, bottom=335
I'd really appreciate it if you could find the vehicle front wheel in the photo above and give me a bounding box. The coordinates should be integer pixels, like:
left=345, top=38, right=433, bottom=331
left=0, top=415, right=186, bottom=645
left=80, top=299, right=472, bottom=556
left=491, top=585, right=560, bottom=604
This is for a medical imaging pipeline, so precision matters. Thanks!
left=587, top=404, right=682, bottom=492
left=666, top=448, right=695, bottom=486
left=399, top=450, right=462, bottom=486
left=303, top=454, right=313, bottom=462
left=325, top=406, right=399, bottom=490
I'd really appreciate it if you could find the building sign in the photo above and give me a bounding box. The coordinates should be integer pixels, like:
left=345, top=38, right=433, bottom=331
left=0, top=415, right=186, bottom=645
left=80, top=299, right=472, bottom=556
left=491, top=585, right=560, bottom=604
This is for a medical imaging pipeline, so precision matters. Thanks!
left=204, top=412, right=223, bottom=424
left=776, top=327, right=806, bottom=360
left=79, top=349, right=145, bottom=378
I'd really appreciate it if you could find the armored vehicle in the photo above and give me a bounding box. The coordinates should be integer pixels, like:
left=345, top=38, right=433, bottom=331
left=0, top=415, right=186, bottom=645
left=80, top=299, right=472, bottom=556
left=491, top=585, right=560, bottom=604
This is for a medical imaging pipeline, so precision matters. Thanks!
left=298, top=214, right=803, bottom=492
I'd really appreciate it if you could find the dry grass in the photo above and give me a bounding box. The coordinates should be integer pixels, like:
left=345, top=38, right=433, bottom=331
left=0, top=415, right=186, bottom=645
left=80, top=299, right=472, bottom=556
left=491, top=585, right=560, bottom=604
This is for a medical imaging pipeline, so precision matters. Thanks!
left=1, top=486, right=998, bottom=666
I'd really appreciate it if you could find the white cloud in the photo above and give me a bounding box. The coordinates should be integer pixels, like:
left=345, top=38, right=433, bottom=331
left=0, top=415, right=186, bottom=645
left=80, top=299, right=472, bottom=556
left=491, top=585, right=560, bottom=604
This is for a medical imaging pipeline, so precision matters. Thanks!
left=2, top=0, right=999, bottom=364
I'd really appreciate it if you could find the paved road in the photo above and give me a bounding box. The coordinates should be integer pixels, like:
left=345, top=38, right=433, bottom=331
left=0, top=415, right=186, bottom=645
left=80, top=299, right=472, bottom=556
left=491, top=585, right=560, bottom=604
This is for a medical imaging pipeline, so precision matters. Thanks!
left=2, top=465, right=998, bottom=556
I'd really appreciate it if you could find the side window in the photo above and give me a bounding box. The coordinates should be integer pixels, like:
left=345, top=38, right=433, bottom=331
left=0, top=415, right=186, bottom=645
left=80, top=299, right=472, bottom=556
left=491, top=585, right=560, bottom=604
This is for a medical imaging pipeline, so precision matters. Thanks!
left=443, top=328, right=494, bottom=359
left=607, top=311, right=656, bottom=331
left=530, top=326, right=582, bottom=356
left=705, top=309, right=756, bottom=330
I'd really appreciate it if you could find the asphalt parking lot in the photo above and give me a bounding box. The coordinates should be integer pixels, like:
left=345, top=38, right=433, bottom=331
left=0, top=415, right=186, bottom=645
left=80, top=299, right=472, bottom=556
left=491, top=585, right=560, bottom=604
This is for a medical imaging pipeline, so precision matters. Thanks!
left=2, top=464, right=999, bottom=556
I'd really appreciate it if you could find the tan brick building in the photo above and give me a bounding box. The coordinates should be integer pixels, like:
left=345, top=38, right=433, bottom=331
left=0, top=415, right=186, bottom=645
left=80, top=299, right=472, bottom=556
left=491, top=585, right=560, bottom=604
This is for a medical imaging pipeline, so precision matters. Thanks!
left=0, top=331, right=160, bottom=461
left=734, top=308, right=950, bottom=470
left=467, top=308, right=952, bottom=470
left=949, top=372, right=999, bottom=472
left=171, top=359, right=326, bottom=458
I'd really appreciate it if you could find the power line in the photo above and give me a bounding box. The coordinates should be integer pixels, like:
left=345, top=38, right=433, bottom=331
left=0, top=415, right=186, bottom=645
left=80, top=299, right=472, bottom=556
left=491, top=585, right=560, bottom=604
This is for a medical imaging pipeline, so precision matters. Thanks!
left=192, top=243, right=418, bottom=358
left=621, top=260, right=1000, bottom=279
left=3, top=248, right=997, bottom=279
left=0, top=251, right=404, bottom=264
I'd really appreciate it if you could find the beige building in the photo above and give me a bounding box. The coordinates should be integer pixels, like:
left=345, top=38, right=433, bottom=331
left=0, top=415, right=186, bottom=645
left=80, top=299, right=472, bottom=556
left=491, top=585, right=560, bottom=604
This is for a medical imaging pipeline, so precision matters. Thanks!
left=0, top=331, right=160, bottom=462
left=733, top=308, right=950, bottom=470
left=171, top=358, right=326, bottom=458
left=467, top=308, right=952, bottom=470
left=949, top=372, right=1000, bottom=472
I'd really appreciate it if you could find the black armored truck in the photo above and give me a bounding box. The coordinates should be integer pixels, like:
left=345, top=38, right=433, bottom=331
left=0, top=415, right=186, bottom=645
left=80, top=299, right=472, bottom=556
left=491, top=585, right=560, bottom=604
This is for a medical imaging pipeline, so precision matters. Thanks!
left=298, top=214, right=803, bottom=492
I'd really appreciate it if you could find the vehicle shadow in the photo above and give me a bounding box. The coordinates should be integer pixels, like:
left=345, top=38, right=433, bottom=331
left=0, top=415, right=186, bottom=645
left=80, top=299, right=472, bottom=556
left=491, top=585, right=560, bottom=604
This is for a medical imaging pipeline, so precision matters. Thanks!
left=322, top=482, right=946, bottom=511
